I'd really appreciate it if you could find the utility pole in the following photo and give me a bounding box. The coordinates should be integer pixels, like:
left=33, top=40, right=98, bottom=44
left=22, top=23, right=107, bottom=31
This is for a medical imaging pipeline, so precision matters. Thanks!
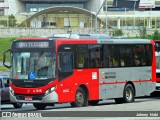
left=95, top=0, right=107, bottom=33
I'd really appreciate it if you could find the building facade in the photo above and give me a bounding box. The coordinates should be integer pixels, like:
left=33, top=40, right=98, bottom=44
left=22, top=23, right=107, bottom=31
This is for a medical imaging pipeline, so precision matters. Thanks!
left=0, top=0, right=160, bottom=29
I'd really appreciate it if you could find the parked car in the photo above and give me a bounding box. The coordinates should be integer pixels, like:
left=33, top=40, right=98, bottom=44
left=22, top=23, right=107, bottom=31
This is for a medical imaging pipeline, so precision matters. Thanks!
left=0, top=75, right=23, bottom=108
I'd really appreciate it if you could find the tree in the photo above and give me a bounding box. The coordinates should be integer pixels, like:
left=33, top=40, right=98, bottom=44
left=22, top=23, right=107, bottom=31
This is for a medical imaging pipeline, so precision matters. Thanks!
left=0, top=20, right=7, bottom=27
left=153, top=30, right=160, bottom=40
left=113, top=29, right=123, bottom=36
left=8, top=14, right=17, bottom=27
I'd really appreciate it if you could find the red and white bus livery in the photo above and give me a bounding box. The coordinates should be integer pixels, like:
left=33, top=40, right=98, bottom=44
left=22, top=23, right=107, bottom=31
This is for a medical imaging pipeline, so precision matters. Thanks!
left=3, top=38, right=156, bottom=109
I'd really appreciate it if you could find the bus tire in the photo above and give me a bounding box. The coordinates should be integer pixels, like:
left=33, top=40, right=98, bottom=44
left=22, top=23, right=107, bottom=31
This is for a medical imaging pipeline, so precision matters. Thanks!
left=12, top=103, right=23, bottom=108
left=123, top=84, right=135, bottom=103
left=89, top=100, right=99, bottom=106
left=71, top=87, right=88, bottom=107
left=33, top=103, right=47, bottom=110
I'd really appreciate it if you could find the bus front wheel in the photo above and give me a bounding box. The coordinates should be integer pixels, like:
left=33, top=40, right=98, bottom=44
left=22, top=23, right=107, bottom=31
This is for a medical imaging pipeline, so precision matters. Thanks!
left=33, top=103, right=47, bottom=110
left=71, top=87, right=88, bottom=107
left=12, top=103, right=23, bottom=108
left=123, top=84, right=135, bottom=103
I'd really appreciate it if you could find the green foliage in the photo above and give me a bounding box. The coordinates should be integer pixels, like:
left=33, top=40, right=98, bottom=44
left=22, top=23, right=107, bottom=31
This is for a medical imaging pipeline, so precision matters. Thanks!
left=0, top=20, right=7, bottom=27
left=139, top=27, right=147, bottom=38
left=8, top=14, right=17, bottom=27
left=0, top=66, right=9, bottom=71
left=113, top=29, right=123, bottom=36
left=0, top=37, right=16, bottom=61
left=153, top=30, right=160, bottom=40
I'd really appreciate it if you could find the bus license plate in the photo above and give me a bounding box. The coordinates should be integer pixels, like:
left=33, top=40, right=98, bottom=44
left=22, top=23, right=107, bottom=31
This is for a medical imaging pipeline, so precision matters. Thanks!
left=25, top=96, right=32, bottom=100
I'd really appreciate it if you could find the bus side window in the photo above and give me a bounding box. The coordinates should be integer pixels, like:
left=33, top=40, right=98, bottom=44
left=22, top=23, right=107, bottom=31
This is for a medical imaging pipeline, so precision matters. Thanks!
left=59, top=53, right=73, bottom=71
left=133, top=45, right=146, bottom=66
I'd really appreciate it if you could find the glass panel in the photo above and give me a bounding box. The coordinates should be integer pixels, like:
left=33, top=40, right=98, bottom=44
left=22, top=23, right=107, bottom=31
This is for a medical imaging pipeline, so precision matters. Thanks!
left=119, top=45, right=133, bottom=67
left=133, top=45, right=146, bottom=66
left=106, top=45, right=119, bottom=68
left=3, top=78, right=9, bottom=87
left=59, top=53, right=73, bottom=71
left=155, top=42, right=160, bottom=51
left=75, top=45, right=89, bottom=69
left=156, top=55, right=160, bottom=69
left=89, top=45, right=103, bottom=68
left=11, top=52, right=56, bottom=80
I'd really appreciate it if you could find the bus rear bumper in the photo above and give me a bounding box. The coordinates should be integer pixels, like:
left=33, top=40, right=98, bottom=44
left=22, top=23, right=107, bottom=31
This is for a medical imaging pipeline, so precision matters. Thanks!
left=10, top=91, right=58, bottom=103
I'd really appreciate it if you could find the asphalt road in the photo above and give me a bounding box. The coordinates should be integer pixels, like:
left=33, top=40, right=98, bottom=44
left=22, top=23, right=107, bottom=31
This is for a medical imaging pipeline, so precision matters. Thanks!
left=1, top=96, right=160, bottom=120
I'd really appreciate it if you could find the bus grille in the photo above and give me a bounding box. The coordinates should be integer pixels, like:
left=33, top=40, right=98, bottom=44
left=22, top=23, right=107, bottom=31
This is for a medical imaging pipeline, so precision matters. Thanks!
left=15, top=94, right=44, bottom=100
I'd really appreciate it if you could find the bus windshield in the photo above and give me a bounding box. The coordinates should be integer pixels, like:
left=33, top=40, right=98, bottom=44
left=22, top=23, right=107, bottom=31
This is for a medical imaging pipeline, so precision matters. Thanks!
left=11, top=51, right=56, bottom=80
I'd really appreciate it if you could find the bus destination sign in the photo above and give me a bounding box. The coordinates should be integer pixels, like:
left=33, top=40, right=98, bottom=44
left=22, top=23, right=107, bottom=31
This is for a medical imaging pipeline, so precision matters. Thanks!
left=16, top=42, right=49, bottom=48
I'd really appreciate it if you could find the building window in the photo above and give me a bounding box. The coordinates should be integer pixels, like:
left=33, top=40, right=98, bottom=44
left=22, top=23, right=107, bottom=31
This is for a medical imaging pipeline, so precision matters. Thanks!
left=0, top=10, right=4, bottom=16
left=30, top=8, right=37, bottom=12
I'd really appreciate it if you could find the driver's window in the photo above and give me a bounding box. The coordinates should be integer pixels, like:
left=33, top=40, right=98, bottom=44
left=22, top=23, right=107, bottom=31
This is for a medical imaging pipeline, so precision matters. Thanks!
left=59, top=53, right=73, bottom=72
left=3, top=79, right=9, bottom=87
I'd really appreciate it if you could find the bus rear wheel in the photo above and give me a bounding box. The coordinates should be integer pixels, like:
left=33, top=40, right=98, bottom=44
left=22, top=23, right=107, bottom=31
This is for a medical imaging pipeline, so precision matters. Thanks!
left=123, top=84, right=135, bottom=103
left=33, top=103, right=47, bottom=110
left=71, top=87, right=88, bottom=107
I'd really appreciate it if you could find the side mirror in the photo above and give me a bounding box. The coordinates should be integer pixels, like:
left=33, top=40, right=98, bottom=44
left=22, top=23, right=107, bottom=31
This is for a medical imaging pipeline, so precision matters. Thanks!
left=3, top=49, right=12, bottom=68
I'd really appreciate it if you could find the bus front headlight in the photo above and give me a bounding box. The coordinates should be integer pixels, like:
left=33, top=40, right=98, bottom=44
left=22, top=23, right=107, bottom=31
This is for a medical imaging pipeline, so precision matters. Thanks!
left=9, top=87, right=15, bottom=95
left=45, top=86, right=56, bottom=96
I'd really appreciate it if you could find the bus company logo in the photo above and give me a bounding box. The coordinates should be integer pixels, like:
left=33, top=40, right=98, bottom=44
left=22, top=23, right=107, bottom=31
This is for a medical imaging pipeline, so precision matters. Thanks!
left=27, top=89, right=30, bottom=93
left=63, top=89, right=69, bottom=93
left=33, top=89, right=42, bottom=93
left=102, top=72, right=116, bottom=79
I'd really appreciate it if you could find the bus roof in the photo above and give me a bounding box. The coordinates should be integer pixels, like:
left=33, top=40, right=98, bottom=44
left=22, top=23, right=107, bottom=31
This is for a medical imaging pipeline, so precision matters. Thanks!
left=16, top=37, right=152, bottom=44
left=154, top=40, right=160, bottom=42
left=52, top=38, right=152, bottom=44
left=97, top=38, right=152, bottom=44
left=17, top=38, right=49, bottom=41
left=41, top=33, right=110, bottom=39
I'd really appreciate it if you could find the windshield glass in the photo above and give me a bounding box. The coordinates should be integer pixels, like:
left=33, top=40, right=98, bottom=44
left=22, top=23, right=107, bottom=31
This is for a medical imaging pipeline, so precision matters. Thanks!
left=11, top=52, right=56, bottom=80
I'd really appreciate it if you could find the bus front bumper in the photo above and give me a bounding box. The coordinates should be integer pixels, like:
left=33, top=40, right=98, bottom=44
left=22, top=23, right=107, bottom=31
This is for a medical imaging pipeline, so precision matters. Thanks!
left=10, top=91, right=58, bottom=103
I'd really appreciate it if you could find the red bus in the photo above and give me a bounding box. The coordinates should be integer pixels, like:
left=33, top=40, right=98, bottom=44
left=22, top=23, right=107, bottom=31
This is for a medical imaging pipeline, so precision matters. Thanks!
left=154, top=40, right=160, bottom=90
left=3, top=38, right=156, bottom=109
